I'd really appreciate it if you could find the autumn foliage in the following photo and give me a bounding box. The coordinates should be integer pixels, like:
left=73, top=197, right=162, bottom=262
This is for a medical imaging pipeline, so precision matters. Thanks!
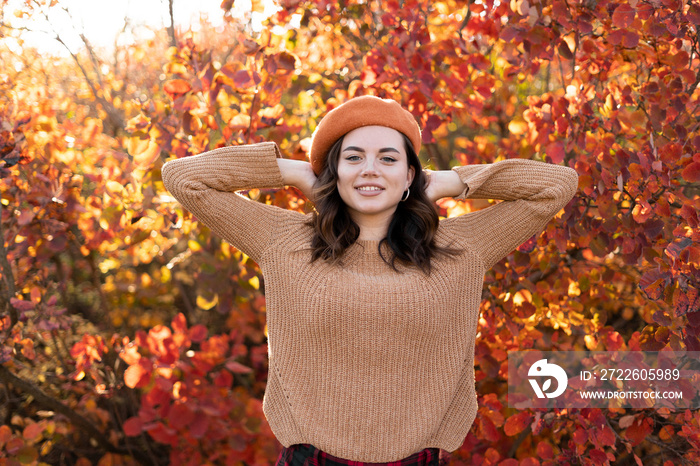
left=1, top=0, right=699, bottom=464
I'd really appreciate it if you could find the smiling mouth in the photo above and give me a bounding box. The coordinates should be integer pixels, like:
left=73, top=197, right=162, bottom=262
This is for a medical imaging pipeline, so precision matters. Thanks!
left=355, top=186, right=384, bottom=192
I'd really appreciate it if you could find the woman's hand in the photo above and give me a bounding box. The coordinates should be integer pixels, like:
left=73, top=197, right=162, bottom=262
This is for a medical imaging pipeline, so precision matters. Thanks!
left=277, top=159, right=318, bottom=202
left=423, top=169, right=467, bottom=203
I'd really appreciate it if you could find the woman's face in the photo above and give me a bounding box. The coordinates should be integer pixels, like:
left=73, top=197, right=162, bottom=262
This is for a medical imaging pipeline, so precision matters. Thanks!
left=336, top=125, right=415, bottom=225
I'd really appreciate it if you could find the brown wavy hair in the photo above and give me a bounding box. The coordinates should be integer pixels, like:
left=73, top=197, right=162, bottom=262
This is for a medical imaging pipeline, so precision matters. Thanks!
left=306, top=133, right=460, bottom=274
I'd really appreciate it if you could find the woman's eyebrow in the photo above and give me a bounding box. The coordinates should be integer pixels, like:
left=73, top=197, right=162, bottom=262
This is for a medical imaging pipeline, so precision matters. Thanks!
left=342, top=146, right=400, bottom=153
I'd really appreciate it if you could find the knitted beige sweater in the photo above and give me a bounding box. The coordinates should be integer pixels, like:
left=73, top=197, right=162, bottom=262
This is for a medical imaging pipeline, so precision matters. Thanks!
left=161, top=142, right=578, bottom=462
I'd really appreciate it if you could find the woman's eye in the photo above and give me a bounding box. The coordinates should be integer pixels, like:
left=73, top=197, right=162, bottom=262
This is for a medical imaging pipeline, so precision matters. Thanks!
left=345, top=155, right=361, bottom=161
left=381, top=157, right=397, bottom=163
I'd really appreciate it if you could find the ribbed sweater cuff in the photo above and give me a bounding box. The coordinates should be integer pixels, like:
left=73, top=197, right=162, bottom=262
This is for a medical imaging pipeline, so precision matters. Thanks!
left=450, top=165, right=488, bottom=200
left=162, top=141, right=285, bottom=194
left=208, top=141, right=285, bottom=190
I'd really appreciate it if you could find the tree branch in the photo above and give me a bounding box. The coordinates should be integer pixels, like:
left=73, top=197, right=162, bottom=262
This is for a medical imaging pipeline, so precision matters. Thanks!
left=0, top=365, right=119, bottom=454
left=167, top=0, right=177, bottom=48
left=0, top=201, right=17, bottom=327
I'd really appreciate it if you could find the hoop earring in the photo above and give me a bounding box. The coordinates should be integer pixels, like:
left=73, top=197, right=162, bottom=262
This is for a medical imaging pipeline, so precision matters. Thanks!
left=400, top=188, right=410, bottom=202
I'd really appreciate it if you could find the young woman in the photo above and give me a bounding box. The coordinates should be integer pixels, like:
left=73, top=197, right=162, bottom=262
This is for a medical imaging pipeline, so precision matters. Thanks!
left=161, top=96, right=579, bottom=465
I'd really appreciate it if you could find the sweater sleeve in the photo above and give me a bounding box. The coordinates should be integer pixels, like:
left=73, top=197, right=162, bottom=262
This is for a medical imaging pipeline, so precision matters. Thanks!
left=160, top=142, right=300, bottom=264
left=441, top=158, right=578, bottom=270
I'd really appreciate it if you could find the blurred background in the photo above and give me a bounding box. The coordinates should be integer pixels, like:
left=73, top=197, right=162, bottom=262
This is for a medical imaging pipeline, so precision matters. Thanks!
left=0, top=0, right=699, bottom=464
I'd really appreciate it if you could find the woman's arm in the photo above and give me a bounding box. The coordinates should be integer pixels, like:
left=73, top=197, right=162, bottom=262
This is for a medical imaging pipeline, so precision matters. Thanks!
left=437, top=159, right=579, bottom=270
left=161, top=142, right=306, bottom=264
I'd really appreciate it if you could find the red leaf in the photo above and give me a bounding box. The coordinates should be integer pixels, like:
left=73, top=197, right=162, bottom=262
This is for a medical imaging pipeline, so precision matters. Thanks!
left=169, top=403, right=196, bottom=430
left=145, top=422, right=178, bottom=446
left=233, top=70, right=254, bottom=88
left=123, top=417, right=144, bottom=436
left=589, top=449, right=609, bottom=464
left=546, top=140, right=566, bottom=163
left=621, top=30, right=640, bottom=48
left=625, top=416, right=653, bottom=446
left=675, top=287, right=700, bottom=317
left=684, top=335, right=700, bottom=351
left=596, top=425, right=617, bottom=447
left=688, top=3, right=700, bottom=25
left=214, top=369, right=233, bottom=388
left=163, top=79, right=191, bottom=98
left=573, top=427, right=588, bottom=444
left=500, top=26, right=522, bottom=42
left=477, top=414, right=500, bottom=442
left=517, top=234, right=537, bottom=253
left=189, top=413, right=209, bottom=439
left=608, top=30, right=622, bottom=46
left=504, top=411, right=532, bottom=436
left=612, top=4, right=636, bottom=28
left=682, top=161, right=700, bottom=182
left=666, top=237, right=692, bottom=260
left=189, top=324, right=208, bottom=343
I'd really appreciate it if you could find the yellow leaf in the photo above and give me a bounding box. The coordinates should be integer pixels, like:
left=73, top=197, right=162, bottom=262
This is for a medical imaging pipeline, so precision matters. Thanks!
left=132, top=139, right=161, bottom=168
left=249, top=276, right=260, bottom=290
left=98, top=258, right=121, bottom=274
left=106, top=180, right=124, bottom=195
left=126, top=134, right=150, bottom=156
left=229, top=113, right=251, bottom=130
left=196, top=293, right=219, bottom=310
left=508, top=119, right=528, bottom=135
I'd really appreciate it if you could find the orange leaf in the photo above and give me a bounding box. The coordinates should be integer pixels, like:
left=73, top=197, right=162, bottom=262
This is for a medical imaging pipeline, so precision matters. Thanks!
left=22, top=423, right=43, bottom=443
left=0, top=424, right=12, bottom=444
left=124, top=360, right=151, bottom=388
left=163, top=79, right=191, bottom=98
left=504, top=411, right=532, bottom=436
left=251, top=0, right=265, bottom=13
left=120, top=344, right=141, bottom=365
left=659, top=425, right=674, bottom=441
left=536, top=441, right=553, bottom=458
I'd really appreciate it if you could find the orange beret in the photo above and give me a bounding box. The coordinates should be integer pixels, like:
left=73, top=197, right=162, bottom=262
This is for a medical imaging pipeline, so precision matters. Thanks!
left=308, top=96, right=422, bottom=175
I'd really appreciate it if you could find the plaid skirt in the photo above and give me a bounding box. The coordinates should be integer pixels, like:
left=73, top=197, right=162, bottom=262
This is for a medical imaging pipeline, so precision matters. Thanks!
left=275, top=443, right=449, bottom=466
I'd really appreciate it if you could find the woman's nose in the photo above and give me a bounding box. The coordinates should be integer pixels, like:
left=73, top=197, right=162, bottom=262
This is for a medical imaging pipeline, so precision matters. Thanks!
left=360, top=156, right=379, bottom=175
